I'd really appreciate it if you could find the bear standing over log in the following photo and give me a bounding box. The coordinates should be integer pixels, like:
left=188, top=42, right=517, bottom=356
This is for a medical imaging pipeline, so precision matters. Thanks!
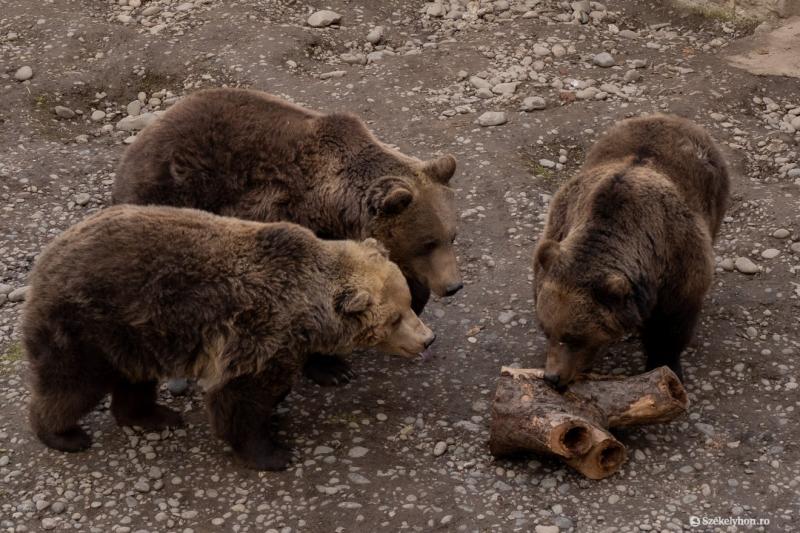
left=23, top=205, right=435, bottom=471
left=533, top=114, right=730, bottom=388
left=112, top=88, right=461, bottom=384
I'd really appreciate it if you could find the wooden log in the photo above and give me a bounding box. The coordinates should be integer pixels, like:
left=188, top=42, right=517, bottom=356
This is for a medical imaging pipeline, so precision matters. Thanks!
left=489, top=366, right=688, bottom=480
left=564, top=426, right=627, bottom=480
left=498, top=367, right=689, bottom=428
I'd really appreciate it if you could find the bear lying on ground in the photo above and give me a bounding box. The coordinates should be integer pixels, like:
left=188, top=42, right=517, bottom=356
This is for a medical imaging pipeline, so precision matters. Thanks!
left=23, top=205, right=434, bottom=470
left=112, top=88, right=460, bottom=384
left=533, top=114, right=730, bottom=388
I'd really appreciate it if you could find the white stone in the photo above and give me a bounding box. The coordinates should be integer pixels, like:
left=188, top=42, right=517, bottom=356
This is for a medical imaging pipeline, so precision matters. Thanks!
left=117, top=112, right=158, bottom=131
left=521, top=96, right=546, bottom=111
left=593, top=52, right=615, bottom=67
left=307, top=10, right=341, bottom=27
left=761, top=248, right=780, bottom=259
left=734, top=257, right=759, bottom=274
left=478, top=111, right=507, bottom=126
left=366, top=26, right=385, bottom=44
left=433, top=441, right=447, bottom=456
left=8, top=286, right=29, bottom=302
left=54, top=106, right=75, bottom=119
left=492, top=82, right=518, bottom=95
left=348, top=446, right=369, bottom=458
left=15, top=66, right=33, bottom=81
left=91, top=110, right=106, bottom=121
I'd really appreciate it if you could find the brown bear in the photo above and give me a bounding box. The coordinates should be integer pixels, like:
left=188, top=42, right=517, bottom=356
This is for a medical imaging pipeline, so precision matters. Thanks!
left=23, top=205, right=434, bottom=471
left=533, top=114, right=730, bottom=388
left=112, top=88, right=460, bottom=384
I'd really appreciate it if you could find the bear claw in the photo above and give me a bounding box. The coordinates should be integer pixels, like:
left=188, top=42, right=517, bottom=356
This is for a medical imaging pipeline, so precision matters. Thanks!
left=304, top=354, right=355, bottom=386
left=38, top=426, right=92, bottom=453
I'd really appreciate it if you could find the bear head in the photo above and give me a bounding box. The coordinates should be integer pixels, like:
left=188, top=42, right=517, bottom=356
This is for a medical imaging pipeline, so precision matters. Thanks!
left=533, top=239, right=645, bottom=389
left=332, top=238, right=436, bottom=358
left=363, top=155, right=462, bottom=299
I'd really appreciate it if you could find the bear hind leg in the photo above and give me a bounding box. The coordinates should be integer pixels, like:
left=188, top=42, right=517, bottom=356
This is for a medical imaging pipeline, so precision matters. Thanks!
left=111, top=379, right=184, bottom=430
left=206, top=373, right=292, bottom=471
left=29, top=386, right=106, bottom=452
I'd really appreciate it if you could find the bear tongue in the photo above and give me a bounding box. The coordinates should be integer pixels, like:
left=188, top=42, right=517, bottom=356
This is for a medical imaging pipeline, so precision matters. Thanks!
left=420, top=348, right=433, bottom=361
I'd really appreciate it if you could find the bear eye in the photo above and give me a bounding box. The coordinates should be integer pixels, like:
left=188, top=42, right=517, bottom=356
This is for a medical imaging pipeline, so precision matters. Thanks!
left=390, top=313, right=402, bottom=326
left=419, top=240, right=438, bottom=255
left=561, top=334, right=585, bottom=349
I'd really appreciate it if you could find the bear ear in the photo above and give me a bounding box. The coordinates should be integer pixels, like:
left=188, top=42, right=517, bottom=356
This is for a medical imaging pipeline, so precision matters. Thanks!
left=603, top=273, right=630, bottom=299
left=422, top=154, right=457, bottom=185
left=363, top=238, right=389, bottom=258
left=534, top=239, right=561, bottom=273
left=335, top=287, right=373, bottom=315
left=367, top=177, right=415, bottom=217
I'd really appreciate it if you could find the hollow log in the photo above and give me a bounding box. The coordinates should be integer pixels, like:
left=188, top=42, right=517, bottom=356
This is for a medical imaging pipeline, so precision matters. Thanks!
left=489, top=366, right=688, bottom=480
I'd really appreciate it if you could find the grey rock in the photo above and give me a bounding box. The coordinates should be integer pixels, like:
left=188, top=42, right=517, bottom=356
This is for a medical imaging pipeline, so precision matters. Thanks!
left=761, top=248, right=780, bottom=259
left=8, top=286, right=29, bottom=302
left=521, top=96, right=547, bottom=111
left=307, top=10, right=341, bottom=28
left=772, top=228, right=790, bottom=239
left=348, top=446, right=369, bottom=458
left=15, top=66, right=33, bottom=81
left=127, top=100, right=143, bottom=117
left=469, top=76, right=492, bottom=90
left=74, top=193, right=91, bottom=206
left=167, top=378, right=190, bottom=395
left=117, top=112, right=158, bottom=131
left=433, top=441, right=447, bottom=456
left=478, top=111, right=507, bottom=126
left=340, top=52, right=367, bottom=65
left=492, top=82, right=519, bottom=95
left=734, top=257, right=759, bottom=274
left=366, top=26, right=385, bottom=44
left=91, top=110, right=106, bottom=121
left=54, top=106, right=76, bottom=119
left=593, top=52, right=615, bottom=67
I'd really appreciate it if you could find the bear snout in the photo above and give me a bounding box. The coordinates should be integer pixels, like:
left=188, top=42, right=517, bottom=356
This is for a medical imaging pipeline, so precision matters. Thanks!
left=443, top=281, right=463, bottom=297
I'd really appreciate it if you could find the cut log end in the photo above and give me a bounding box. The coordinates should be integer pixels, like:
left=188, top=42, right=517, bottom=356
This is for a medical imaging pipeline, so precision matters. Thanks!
left=490, top=366, right=688, bottom=480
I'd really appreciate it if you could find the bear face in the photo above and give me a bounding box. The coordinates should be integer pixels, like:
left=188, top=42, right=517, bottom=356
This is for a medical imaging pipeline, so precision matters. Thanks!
left=332, top=238, right=436, bottom=358
left=534, top=240, right=642, bottom=388
left=365, top=167, right=462, bottom=300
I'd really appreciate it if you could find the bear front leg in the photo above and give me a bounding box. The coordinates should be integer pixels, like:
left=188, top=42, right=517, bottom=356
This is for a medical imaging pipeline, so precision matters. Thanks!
left=641, top=302, right=703, bottom=382
left=303, top=353, right=355, bottom=386
left=111, top=379, right=184, bottom=430
left=407, top=276, right=431, bottom=315
left=205, top=373, right=293, bottom=471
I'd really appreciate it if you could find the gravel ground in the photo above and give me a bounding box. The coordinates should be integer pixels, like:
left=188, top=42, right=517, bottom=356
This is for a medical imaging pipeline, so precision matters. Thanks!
left=1, top=1, right=799, bottom=532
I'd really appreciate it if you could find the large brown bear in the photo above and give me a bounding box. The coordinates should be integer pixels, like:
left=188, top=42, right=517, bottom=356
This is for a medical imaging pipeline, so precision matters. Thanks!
left=112, top=88, right=460, bottom=384
left=533, top=114, right=730, bottom=388
left=23, top=205, right=434, bottom=471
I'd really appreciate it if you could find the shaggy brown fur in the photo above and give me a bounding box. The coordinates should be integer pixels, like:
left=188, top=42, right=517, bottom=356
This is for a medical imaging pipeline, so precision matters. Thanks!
left=23, top=205, right=434, bottom=471
left=113, top=88, right=460, bottom=385
left=112, top=88, right=462, bottom=311
left=533, top=114, right=730, bottom=388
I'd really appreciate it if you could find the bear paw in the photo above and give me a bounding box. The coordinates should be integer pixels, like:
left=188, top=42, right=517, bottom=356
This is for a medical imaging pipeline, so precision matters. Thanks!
left=303, top=354, right=355, bottom=386
left=235, top=442, right=292, bottom=471
left=114, top=405, right=184, bottom=431
left=37, top=426, right=92, bottom=453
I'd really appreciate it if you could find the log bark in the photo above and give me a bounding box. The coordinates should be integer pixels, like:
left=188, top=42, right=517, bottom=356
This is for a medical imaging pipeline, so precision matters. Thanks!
left=489, top=366, right=688, bottom=480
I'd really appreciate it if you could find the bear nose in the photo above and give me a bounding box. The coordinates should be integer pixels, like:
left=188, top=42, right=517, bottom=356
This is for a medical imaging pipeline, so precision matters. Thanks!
left=443, top=281, right=463, bottom=297
left=543, top=372, right=567, bottom=391
left=424, top=334, right=436, bottom=349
